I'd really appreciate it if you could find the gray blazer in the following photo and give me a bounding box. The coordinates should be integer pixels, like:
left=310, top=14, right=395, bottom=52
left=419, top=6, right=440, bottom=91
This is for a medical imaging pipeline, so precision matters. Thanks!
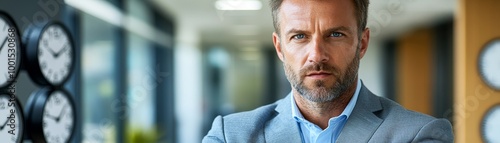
left=203, top=85, right=454, bottom=143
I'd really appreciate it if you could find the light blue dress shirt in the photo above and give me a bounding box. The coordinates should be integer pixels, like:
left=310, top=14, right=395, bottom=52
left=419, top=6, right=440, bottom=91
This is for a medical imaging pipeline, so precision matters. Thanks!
left=291, top=79, right=361, bottom=143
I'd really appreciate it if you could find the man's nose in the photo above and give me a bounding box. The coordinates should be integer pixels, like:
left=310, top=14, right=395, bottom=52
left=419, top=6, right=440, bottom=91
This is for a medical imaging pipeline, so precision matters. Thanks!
left=307, top=37, right=329, bottom=63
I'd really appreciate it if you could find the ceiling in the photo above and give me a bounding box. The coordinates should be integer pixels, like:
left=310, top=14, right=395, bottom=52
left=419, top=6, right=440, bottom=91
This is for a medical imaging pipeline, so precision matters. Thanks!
left=152, top=0, right=456, bottom=49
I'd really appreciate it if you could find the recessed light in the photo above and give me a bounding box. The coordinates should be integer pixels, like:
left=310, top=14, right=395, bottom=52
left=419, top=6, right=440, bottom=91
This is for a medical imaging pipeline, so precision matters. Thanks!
left=215, top=0, right=262, bottom=11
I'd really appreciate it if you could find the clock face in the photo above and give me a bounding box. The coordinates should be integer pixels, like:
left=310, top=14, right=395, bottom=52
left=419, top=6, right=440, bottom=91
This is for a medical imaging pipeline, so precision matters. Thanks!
left=38, top=24, right=73, bottom=85
left=479, top=39, right=500, bottom=90
left=0, top=15, right=21, bottom=88
left=0, top=94, right=23, bottom=143
left=482, top=105, right=500, bottom=143
left=42, top=91, right=74, bottom=143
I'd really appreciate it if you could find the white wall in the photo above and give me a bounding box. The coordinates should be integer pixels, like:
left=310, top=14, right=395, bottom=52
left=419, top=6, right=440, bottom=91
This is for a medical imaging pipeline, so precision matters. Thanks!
left=359, top=39, right=385, bottom=97
left=174, top=24, right=204, bottom=143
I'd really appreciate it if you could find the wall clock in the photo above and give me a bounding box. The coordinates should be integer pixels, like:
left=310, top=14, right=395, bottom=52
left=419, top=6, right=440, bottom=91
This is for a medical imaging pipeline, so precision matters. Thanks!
left=478, top=39, right=500, bottom=90
left=0, top=93, right=24, bottom=143
left=24, top=22, right=74, bottom=87
left=25, top=88, right=76, bottom=143
left=482, top=105, right=500, bottom=143
left=0, top=13, right=21, bottom=88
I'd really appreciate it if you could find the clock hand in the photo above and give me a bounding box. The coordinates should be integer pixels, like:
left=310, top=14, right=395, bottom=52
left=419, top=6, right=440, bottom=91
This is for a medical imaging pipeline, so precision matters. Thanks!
left=42, top=40, right=58, bottom=57
left=0, top=36, right=7, bottom=53
left=45, top=112, right=59, bottom=121
left=54, top=44, right=69, bottom=58
left=0, top=118, right=8, bottom=130
left=55, top=105, right=67, bottom=122
left=46, top=46, right=58, bottom=57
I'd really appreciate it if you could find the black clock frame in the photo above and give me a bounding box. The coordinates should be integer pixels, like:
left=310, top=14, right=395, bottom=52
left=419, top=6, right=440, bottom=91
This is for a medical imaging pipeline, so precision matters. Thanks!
left=0, top=12, right=22, bottom=89
left=25, top=87, right=76, bottom=143
left=24, top=21, right=75, bottom=87
left=0, top=92, right=24, bottom=143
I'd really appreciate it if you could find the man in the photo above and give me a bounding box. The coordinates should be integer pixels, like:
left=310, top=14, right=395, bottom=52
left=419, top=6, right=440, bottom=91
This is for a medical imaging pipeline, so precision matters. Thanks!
left=203, top=0, right=454, bottom=142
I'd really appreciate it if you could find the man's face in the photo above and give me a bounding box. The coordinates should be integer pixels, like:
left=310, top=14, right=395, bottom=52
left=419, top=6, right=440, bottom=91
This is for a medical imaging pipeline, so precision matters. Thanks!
left=273, top=0, right=369, bottom=102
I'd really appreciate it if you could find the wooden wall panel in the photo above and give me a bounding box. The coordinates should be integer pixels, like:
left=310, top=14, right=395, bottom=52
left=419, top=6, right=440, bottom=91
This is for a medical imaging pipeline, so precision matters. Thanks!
left=397, top=28, right=434, bottom=115
left=455, top=0, right=500, bottom=142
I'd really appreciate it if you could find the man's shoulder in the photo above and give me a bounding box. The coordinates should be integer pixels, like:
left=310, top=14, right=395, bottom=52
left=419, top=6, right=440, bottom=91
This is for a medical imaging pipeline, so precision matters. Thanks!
left=202, top=100, right=282, bottom=143
left=376, top=96, right=437, bottom=123
left=371, top=96, right=453, bottom=142
left=222, top=100, right=279, bottom=125
left=357, top=85, right=439, bottom=123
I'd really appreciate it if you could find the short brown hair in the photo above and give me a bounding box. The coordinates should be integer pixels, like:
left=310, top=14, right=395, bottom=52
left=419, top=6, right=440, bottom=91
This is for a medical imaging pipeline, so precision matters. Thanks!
left=270, top=0, right=370, bottom=38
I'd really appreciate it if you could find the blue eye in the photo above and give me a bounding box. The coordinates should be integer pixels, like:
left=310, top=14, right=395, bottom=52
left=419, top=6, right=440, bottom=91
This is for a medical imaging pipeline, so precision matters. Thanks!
left=330, top=32, right=343, bottom=37
left=293, top=34, right=305, bottom=39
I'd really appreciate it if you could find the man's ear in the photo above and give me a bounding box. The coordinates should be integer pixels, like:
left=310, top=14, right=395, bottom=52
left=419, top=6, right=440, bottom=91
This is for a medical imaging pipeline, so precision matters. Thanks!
left=358, top=28, right=370, bottom=59
left=273, top=32, right=284, bottom=62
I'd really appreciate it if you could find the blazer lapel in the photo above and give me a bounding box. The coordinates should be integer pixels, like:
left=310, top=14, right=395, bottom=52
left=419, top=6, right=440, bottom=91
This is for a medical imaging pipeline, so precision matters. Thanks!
left=264, top=94, right=303, bottom=143
left=336, top=84, right=383, bottom=143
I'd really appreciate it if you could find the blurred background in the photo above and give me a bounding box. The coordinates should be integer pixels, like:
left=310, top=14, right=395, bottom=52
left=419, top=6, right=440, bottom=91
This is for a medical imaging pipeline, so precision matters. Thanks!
left=0, top=0, right=499, bottom=143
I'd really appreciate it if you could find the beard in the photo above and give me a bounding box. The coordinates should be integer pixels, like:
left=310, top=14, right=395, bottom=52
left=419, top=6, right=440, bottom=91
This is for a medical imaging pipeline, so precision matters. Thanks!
left=284, top=48, right=360, bottom=103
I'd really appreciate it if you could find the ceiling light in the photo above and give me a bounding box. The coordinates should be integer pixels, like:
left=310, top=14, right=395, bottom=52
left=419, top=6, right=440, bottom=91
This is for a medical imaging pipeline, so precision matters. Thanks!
left=215, top=0, right=262, bottom=10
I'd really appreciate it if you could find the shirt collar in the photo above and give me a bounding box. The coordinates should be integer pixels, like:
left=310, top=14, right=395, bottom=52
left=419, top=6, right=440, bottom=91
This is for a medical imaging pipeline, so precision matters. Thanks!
left=291, top=79, right=362, bottom=120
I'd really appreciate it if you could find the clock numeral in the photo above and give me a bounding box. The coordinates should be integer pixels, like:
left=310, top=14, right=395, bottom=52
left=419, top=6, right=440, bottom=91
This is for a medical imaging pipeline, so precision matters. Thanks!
left=55, top=136, right=59, bottom=142
left=50, top=136, right=56, bottom=143
left=0, top=101, right=5, bottom=109
left=64, top=50, right=71, bottom=57
left=53, top=29, right=60, bottom=39
left=66, top=124, right=72, bottom=131
left=53, top=73, right=58, bottom=81
left=43, top=39, right=48, bottom=47
left=66, top=109, right=73, bottom=117
left=41, top=62, right=47, bottom=70
left=54, top=96, right=60, bottom=104
left=48, top=29, right=53, bottom=38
